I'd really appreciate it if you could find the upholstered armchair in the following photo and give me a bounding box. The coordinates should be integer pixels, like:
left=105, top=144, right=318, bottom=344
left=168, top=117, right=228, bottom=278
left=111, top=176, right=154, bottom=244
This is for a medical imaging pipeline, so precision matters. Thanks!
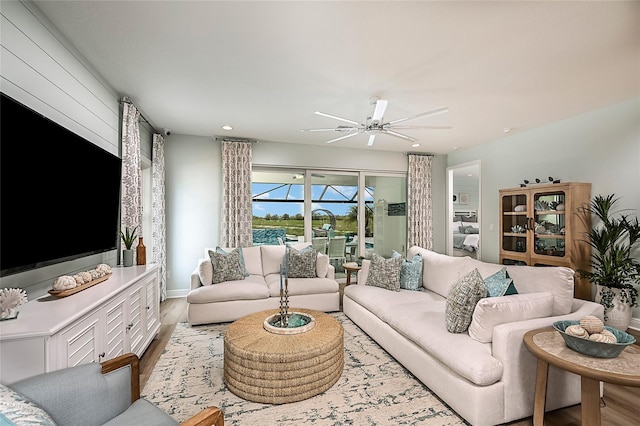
left=4, top=353, right=223, bottom=426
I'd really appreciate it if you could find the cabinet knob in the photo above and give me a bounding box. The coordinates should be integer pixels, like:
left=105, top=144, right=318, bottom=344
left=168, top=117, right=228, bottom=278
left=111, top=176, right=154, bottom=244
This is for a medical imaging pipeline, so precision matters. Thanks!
left=127, top=323, right=133, bottom=330
left=146, top=306, right=150, bottom=310
left=99, top=352, right=105, bottom=359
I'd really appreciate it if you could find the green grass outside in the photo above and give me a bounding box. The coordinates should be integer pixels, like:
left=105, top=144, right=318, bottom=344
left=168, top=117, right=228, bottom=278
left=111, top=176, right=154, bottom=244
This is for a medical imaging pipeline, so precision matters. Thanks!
left=252, top=217, right=357, bottom=237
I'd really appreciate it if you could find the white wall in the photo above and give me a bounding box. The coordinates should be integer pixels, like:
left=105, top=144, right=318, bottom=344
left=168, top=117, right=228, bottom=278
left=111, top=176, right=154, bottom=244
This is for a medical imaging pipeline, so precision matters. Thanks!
left=0, top=1, right=121, bottom=298
left=163, top=138, right=448, bottom=297
left=447, top=98, right=640, bottom=323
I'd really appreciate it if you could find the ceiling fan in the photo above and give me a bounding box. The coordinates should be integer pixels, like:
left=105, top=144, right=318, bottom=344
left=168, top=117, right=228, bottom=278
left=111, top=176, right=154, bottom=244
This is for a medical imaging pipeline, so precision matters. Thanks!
left=301, top=97, right=451, bottom=146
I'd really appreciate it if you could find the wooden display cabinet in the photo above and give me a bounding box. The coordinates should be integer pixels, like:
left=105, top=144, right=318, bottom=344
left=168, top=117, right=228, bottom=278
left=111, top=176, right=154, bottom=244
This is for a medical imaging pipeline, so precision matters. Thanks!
left=499, top=182, right=592, bottom=300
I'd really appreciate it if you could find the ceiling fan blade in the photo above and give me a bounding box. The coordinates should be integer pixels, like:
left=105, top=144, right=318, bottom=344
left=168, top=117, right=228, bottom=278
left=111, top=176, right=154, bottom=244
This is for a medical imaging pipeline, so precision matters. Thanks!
left=367, top=134, right=376, bottom=146
left=301, top=127, right=359, bottom=132
left=371, top=99, right=388, bottom=123
left=325, top=131, right=360, bottom=144
left=385, top=107, right=449, bottom=126
left=381, top=129, right=418, bottom=142
left=314, top=111, right=361, bottom=126
left=385, top=125, right=452, bottom=130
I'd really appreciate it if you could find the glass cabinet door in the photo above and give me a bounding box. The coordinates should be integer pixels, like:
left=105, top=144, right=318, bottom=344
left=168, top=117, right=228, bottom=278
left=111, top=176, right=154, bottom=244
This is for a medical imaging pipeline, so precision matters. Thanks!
left=532, top=190, right=566, bottom=258
left=501, top=192, right=529, bottom=256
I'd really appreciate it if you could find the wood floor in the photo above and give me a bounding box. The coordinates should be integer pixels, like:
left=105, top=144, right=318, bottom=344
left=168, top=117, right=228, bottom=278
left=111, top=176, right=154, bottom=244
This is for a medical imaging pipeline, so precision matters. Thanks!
left=140, top=298, right=640, bottom=425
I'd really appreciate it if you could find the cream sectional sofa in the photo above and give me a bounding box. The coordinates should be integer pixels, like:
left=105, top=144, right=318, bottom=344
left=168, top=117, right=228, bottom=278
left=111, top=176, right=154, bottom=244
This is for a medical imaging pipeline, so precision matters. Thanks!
left=343, top=246, right=604, bottom=426
left=188, top=243, right=340, bottom=325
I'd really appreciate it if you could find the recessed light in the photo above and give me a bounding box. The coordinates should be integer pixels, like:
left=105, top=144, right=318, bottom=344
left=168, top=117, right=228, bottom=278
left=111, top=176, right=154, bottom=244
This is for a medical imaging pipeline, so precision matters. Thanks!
left=221, top=125, right=233, bottom=131
left=503, top=127, right=512, bottom=133
left=411, top=143, right=420, bottom=147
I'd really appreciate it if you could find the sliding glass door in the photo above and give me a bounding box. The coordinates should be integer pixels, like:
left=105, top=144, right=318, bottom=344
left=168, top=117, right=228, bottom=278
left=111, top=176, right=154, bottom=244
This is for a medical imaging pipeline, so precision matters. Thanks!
left=252, top=167, right=406, bottom=272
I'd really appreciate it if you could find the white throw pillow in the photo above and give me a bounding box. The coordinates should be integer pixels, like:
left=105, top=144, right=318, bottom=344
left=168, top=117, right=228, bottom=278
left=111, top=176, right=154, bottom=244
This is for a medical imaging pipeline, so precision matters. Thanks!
left=197, top=258, right=213, bottom=286
left=468, top=292, right=554, bottom=343
left=316, top=253, right=329, bottom=278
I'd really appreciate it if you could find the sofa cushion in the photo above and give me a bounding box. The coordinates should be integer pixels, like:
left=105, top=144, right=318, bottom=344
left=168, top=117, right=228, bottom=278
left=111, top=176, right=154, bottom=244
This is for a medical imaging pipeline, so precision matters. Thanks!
left=103, top=398, right=178, bottom=426
left=392, top=251, right=423, bottom=291
left=445, top=268, right=487, bottom=333
left=344, top=285, right=445, bottom=323
left=483, top=267, right=518, bottom=297
left=505, top=264, right=574, bottom=315
left=468, top=292, right=555, bottom=343
left=383, top=301, right=503, bottom=386
left=265, top=274, right=339, bottom=296
left=366, top=253, right=402, bottom=291
left=407, top=247, right=471, bottom=297
left=208, top=248, right=245, bottom=284
left=186, top=275, right=269, bottom=303
left=197, top=258, right=213, bottom=286
left=261, top=243, right=311, bottom=276
left=206, top=246, right=262, bottom=276
left=0, top=384, right=55, bottom=426
left=287, top=246, right=317, bottom=278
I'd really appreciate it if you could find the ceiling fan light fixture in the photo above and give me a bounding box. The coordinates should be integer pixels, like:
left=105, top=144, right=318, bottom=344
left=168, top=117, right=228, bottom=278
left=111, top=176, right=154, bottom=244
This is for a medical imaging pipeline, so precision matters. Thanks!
left=411, top=143, right=420, bottom=147
left=221, top=125, right=233, bottom=131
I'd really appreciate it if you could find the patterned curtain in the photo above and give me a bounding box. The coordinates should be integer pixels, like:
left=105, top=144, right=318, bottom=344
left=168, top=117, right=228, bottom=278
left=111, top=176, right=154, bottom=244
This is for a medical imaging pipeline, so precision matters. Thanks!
left=152, top=133, right=167, bottom=301
left=221, top=141, right=253, bottom=248
left=407, top=154, right=433, bottom=249
left=120, top=102, right=142, bottom=256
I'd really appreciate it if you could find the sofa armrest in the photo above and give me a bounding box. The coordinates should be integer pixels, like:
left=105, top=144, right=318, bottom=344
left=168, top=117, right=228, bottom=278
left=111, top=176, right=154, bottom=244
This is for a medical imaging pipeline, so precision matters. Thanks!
left=492, top=298, right=604, bottom=362
left=191, top=267, right=203, bottom=290
left=180, top=406, right=225, bottom=426
left=326, top=263, right=335, bottom=279
left=356, top=259, right=371, bottom=285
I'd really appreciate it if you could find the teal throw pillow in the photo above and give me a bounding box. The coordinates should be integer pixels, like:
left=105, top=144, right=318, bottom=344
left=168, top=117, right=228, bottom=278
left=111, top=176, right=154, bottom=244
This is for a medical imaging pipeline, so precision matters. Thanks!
left=484, top=268, right=518, bottom=297
left=445, top=268, right=487, bottom=333
left=464, top=227, right=479, bottom=234
left=209, top=248, right=245, bottom=284
left=366, top=253, right=402, bottom=291
left=392, top=251, right=423, bottom=291
left=216, top=247, right=249, bottom=277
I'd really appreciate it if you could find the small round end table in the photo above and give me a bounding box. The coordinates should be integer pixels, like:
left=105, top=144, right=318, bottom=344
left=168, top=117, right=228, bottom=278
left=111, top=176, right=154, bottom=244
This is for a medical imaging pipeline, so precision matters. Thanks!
left=523, top=327, right=640, bottom=426
left=342, top=262, right=361, bottom=286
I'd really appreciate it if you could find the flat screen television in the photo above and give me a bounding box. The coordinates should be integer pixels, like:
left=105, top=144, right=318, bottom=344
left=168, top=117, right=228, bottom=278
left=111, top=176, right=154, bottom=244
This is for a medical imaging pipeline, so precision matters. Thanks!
left=1, top=92, right=122, bottom=277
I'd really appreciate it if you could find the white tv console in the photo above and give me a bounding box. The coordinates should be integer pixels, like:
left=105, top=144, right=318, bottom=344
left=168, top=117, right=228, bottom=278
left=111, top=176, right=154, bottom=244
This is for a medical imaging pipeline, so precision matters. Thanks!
left=0, top=265, right=160, bottom=385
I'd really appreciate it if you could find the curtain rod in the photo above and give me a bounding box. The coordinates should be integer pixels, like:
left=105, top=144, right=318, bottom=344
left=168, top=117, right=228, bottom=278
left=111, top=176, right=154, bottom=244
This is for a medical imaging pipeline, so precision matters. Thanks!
left=214, top=136, right=259, bottom=143
left=119, top=97, right=159, bottom=134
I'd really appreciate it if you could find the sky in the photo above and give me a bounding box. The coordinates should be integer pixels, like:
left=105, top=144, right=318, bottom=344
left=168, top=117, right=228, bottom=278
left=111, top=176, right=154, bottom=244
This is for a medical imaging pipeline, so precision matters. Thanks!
left=252, top=183, right=370, bottom=217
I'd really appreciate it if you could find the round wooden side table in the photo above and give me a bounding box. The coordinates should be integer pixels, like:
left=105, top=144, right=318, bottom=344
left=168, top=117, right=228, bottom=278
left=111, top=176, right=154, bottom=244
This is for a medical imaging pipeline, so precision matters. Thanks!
left=342, top=262, right=361, bottom=286
left=523, top=327, right=640, bottom=426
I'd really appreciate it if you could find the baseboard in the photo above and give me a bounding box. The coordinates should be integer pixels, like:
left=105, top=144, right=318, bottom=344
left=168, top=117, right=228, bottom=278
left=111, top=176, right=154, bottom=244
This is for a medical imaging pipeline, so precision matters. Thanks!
left=166, top=289, right=189, bottom=299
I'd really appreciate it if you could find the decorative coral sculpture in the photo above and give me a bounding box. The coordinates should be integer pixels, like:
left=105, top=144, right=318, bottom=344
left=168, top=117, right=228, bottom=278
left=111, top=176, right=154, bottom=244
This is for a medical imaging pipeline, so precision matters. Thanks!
left=0, top=288, right=28, bottom=319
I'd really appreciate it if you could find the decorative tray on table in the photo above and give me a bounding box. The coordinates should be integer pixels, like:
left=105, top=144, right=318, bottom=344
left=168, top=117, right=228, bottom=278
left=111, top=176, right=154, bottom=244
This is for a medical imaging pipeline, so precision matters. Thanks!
left=48, top=273, right=112, bottom=298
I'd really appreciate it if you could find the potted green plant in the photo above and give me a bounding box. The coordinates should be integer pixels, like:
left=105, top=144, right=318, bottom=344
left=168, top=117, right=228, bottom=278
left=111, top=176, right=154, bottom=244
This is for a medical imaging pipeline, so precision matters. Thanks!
left=577, top=194, right=640, bottom=330
left=120, top=226, right=138, bottom=267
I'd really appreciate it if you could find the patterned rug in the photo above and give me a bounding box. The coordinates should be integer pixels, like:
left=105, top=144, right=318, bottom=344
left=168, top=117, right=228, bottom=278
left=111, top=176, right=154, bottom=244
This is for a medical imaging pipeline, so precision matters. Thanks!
left=143, top=312, right=468, bottom=425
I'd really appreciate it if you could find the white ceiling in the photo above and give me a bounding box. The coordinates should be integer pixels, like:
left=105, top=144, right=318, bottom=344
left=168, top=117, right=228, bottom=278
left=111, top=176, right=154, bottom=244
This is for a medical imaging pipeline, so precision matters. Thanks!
left=34, top=1, right=639, bottom=154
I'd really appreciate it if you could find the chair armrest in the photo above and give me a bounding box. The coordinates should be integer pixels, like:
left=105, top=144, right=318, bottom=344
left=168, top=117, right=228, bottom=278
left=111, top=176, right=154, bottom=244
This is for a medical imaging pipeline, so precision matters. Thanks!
left=101, top=353, right=140, bottom=403
left=179, top=406, right=224, bottom=426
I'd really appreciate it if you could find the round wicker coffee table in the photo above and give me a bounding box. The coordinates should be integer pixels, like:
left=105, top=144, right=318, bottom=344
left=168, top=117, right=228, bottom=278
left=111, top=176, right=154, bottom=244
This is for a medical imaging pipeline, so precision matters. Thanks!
left=223, top=308, right=344, bottom=404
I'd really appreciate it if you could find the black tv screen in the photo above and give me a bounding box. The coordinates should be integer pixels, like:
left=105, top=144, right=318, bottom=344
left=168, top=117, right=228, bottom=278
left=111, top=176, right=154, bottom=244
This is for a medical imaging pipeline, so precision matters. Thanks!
left=1, top=92, right=122, bottom=277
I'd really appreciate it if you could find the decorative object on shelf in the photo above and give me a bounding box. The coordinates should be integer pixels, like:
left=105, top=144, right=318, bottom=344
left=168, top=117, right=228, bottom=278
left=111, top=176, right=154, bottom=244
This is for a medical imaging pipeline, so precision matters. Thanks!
left=555, top=203, right=565, bottom=211
left=577, top=194, right=640, bottom=331
left=136, top=237, right=146, bottom=265
left=121, top=226, right=138, bottom=267
left=511, top=224, right=525, bottom=233
left=553, top=319, right=636, bottom=358
left=513, top=204, right=526, bottom=212
left=521, top=177, right=561, bottom=187
left=48, top=264, right=113, bottom=298
left=534, top=200, right=550, bottom=211
left=0, top=288, right=28, bottom=320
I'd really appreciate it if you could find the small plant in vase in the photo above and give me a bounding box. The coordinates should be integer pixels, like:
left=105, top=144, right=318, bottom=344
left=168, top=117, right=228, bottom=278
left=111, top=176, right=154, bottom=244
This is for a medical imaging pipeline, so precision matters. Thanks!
left=577, top=194, right=640, bottom=330
left=120, top=226, right=138, bottom=267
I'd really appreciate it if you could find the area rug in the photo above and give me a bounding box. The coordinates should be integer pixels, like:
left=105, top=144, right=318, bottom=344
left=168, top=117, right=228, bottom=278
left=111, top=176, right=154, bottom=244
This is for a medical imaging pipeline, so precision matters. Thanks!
left=143, top=312, right=468, bottom=425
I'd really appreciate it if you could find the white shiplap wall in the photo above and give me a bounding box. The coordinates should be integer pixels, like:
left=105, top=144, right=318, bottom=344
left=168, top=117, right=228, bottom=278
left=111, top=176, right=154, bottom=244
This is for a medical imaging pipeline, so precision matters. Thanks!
left=0, top=0, right=121, bottom=298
